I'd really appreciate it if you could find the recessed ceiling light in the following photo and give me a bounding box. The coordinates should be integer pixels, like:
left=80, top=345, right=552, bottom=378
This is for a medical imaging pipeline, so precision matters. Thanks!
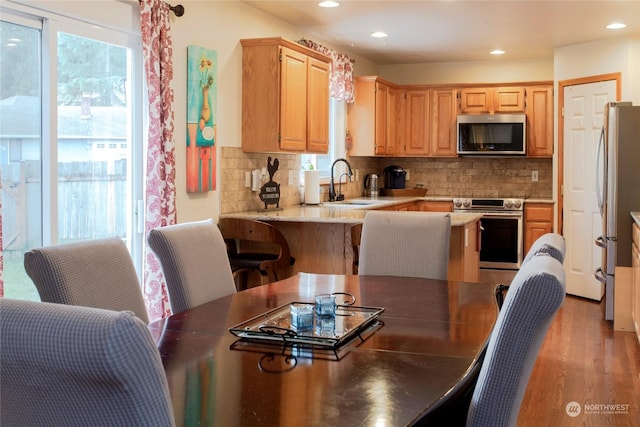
left=371, top=31, right=388, bottom=38
left=606, top=22, right=626, bottom=30
left=490, top=49, right=506, bottom=55
left=318, top=1, right=340, bottom=7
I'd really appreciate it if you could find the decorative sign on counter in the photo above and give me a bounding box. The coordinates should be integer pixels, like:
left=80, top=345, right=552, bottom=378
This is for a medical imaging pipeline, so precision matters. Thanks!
left=259, top=157, right=282, bottom=211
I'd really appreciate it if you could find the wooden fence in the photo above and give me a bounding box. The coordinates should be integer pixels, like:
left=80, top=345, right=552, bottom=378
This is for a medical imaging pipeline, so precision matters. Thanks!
left=2, top=159, right=127, bottom=254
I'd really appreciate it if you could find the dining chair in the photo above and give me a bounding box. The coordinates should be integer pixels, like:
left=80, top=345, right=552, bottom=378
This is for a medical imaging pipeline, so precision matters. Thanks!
left=23, top=237, right=149, bottom=323
left=495, top=232, right=566, bottom=308
left=358, top=211, right=451, bottom=280
left=523, top=232, right=566, bottom=264
left=147, top=218, right=236, bottom=314
left=414, top=252, right=565, bottom=426
left=218, top=217, right=295, bottom=290
left=466, top=253, right=566, bottom=427
left=0, top=298, right=175, bottom=427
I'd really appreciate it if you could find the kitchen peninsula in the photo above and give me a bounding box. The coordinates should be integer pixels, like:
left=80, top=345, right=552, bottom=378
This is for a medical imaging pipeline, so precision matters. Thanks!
left=221, top=197, right=483, bottom=283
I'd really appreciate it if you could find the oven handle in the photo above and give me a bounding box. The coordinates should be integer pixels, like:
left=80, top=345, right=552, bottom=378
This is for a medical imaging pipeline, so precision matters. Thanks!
left=456, top=211, right=523, bottom=218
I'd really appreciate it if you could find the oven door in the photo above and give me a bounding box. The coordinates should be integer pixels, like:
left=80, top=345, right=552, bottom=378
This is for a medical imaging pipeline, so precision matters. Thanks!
left=479, top=213, right=523, bottom=270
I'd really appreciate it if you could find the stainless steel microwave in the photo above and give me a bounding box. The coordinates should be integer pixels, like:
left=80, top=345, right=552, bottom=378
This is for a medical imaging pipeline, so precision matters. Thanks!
left=457, top=113, right=526, bottom=155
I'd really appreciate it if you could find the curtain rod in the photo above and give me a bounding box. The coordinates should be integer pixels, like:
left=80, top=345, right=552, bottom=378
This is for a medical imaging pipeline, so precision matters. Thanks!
left=139, top=1, right=184, bottom=17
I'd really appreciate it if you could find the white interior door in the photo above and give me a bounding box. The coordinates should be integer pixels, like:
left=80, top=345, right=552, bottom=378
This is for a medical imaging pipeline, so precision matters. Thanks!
left=563, top=80, right=616, bottom=299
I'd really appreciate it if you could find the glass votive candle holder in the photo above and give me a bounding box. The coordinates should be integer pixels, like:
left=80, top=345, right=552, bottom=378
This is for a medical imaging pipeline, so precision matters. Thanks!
left=315, top=294, right=336, bottom=316
left=314, top=313, right=336, bottom=337
left=290, top=303, right=314, bottom=330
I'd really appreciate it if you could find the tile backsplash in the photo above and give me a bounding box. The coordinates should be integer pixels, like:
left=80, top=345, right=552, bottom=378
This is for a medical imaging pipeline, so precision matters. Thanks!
left=220, top=147, right=552, bottom=213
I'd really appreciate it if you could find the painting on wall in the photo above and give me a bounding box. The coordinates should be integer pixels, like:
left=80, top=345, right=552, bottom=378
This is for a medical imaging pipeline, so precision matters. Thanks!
left=186, top=45, right=217, bottom=193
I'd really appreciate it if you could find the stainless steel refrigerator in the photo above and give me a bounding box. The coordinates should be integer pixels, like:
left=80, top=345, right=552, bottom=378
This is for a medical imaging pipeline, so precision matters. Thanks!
left=595, top=102, right=640, bottom=320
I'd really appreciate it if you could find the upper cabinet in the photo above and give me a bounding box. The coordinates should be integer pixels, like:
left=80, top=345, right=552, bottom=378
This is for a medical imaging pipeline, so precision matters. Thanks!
left=241, top=38, right=330, bottom=153
left=402, top=88, right=430, bottom=156
left=348, top=76, right=401, bottom=156
left=346, top=77, right=552, bottom=158
left=525, top=85, right=554, bottom=157
left=430, top=88, right=458, bottom=157
left=459, top=87, right=525, bottom=113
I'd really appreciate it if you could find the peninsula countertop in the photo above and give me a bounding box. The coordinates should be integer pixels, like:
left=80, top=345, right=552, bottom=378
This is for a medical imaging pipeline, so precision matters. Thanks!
left=221, top=197, right=483, bottom=226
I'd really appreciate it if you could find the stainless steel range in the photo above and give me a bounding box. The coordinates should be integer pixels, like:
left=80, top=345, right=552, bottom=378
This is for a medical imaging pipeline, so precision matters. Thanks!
left=453, top=198, right=524, bottom=270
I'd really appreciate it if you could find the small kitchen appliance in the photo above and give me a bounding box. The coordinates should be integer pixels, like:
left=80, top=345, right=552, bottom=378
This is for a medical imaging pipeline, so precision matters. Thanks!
left=364, top=173, right=379, bottom=198
left=383, top=166, right=406, bottom=189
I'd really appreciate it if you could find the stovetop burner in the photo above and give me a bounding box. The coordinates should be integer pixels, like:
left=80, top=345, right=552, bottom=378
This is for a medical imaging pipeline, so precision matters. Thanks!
left=453, top=198, right=524, bottom=211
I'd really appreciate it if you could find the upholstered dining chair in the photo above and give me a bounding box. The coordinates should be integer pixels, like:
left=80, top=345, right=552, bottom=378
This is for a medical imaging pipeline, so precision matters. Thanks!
left=466, top=253, right=566, bottom=427
left=218, top=217, right=295, bottom=290
left=0, top=298, right=175, bottom=426
left=496, top=232, right=566, bottom=308
left=414, top=253, right=565, bottom=426
left=358, top=211, right=451, bottom=280
left=147, top=218, right=236, bottom=314
left=23, top=237, right=149, bottom=323
left=523, top=232, right=566, bottom=264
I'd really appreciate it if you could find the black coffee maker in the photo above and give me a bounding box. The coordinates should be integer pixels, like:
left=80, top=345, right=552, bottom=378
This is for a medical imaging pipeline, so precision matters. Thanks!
left=383, top=165, right=406, bottom=189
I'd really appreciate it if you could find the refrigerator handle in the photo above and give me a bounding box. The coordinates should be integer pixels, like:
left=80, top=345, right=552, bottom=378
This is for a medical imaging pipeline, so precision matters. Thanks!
left=595, top=235, right=606, bottom=248
left=595, top=125, right=605, bottom=216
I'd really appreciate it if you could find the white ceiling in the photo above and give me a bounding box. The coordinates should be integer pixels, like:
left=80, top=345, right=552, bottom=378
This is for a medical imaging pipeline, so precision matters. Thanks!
left=243, top=1, right=640, bottom=65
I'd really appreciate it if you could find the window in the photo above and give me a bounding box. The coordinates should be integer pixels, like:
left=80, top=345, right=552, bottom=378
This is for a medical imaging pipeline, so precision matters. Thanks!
left=301, top=98, right=348, bottom=182
left=0, top=7, right=143, bottom=300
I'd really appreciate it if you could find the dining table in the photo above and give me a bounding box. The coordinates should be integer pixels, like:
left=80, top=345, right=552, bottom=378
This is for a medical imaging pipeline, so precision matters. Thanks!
left=147, top=273, right=498, bottom=427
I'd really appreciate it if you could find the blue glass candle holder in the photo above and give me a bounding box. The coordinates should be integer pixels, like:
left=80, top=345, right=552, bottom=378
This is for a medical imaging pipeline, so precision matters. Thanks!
left=290, top=303, right=314, bottom=330
left=315, top=294, right=336, bottom=316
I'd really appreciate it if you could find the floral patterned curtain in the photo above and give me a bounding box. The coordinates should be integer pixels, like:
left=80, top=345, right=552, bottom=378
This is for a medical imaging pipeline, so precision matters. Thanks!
left=299, top=39, right=354, bottom=103
left=140, top=0, right=177, bottom=321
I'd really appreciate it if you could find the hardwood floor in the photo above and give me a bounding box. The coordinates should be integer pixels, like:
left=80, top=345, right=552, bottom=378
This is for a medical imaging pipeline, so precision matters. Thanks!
left=518, top=295, right=640, bottom=426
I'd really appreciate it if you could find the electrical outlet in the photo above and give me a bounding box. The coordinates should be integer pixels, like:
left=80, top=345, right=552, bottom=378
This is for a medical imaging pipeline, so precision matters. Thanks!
left=245, top=171, right=251, bottom=188
left=355, top=169, right=360, bottom=182
left=405, top=169, right=410, bottom=181
left=532, top=170, right=538, bottom=182
left=288, top=170, right=295, bottom=186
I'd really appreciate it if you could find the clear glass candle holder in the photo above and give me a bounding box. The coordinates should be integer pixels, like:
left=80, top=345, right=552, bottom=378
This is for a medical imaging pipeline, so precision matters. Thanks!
left=290, top=303, right=314, bottom=330
left=315, top=294, right=336, bottom=316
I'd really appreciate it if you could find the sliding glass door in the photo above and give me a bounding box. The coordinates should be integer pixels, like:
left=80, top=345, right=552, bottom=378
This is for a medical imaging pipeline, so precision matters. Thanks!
left=0, top=8, right=143, bottom=300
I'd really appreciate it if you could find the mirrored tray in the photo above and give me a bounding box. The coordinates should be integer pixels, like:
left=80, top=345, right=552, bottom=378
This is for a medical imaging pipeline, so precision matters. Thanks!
left=229, top=302, right=384, bottom=349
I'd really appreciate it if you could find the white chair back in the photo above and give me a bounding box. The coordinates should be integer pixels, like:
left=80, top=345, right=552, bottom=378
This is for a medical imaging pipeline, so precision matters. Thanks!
left=148, top=218, right=236, bottom=314
left=24, top=237, right=149, bottom=323
left=0, top=298, right=174, bottom=426
left=358, top=211, right=451, bottom=280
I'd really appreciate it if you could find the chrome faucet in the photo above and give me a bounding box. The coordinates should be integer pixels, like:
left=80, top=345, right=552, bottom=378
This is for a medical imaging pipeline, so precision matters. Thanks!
left=329, top=158, right=353, bottom=202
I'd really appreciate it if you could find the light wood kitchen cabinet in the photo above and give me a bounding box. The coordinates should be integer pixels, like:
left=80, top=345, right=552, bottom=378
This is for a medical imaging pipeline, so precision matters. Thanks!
left=403, top=88, right=430, bottom=156
left=632, top=221, right=640, bottom=345
left=241, top=38, right=330, bottom=153
left=524, top=203, right=554, bottom=254
left=418, top=200, right=453, bottom=212
left=348, top=77, right=401, bottom=156
left=430, top=88, right=458, bottom=157
left=526, top=85, right=554, bottom=157
left=459, top=87, right=525, bottom=113
left=376, top=201, right=419, bottom=211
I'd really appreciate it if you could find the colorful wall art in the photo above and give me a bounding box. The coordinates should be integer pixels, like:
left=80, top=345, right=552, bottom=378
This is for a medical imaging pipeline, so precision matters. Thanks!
left=186, top=45, right=217, bottom=192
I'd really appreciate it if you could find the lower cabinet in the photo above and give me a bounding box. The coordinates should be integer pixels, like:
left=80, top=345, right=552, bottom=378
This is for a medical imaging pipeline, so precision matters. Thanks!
left=632, top=221, right=640, bottom=345
left=418, top=200, right=453, bottom=212
left=524, top=203, right=554, bottom=255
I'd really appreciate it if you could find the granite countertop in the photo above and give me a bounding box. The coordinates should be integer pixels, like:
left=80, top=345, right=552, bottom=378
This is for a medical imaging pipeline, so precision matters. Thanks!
left=222, top=196, right=483, bottom=227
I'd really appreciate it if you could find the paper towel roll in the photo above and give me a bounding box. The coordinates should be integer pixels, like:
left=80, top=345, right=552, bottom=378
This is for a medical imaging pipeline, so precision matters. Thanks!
left=304, top=170, right=321, bottom=205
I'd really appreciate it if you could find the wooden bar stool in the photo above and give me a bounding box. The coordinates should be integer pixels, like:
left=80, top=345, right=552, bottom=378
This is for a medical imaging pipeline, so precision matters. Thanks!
left=218, top=218, right=295, bottom=291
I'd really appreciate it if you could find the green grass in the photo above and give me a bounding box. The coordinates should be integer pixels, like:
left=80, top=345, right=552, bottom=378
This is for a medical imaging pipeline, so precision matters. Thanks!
left=2, top=255, right=40, bottom=301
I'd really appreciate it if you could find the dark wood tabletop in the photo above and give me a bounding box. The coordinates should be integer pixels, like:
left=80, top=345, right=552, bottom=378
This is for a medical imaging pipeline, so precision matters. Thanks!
left=147, top=273, right=498, bottom=427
